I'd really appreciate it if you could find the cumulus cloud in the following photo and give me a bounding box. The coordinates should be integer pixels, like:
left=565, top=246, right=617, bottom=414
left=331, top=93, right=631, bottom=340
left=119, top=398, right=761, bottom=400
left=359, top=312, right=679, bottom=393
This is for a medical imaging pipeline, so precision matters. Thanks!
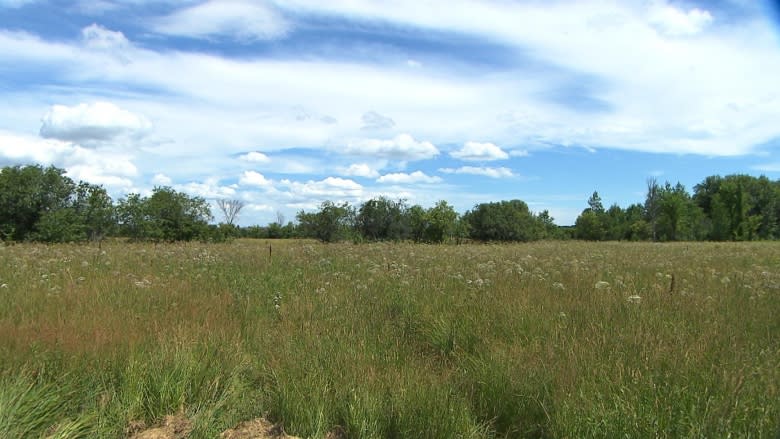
left=153, top=0, right=288, bottom=41
left=377, top=171, right=442, bottom=184
left=340, top=163, right=380, bottom=178
left=39, top=102, right=152, bottom=144
left=450, top=141, right=509, bottom=161
left=178, top=177, right=237, bottom=199
left=439, top=166, right=514, bottom=178
left=0, top=130, right=138, bottom=191
left=648, top=2, right=713, bottom=36
left=281, top=176, right=363, bottom=199
left=239, top=151, right=271, bottom=163
left=361, top=111, right=396, bottom=130
left=151, top=173, right=172, bottom=185
left=345, top=134, right=439, bottom=161
left=240, top=170, right=273, bottom=187
left=0, top=130, right=71, bottom=164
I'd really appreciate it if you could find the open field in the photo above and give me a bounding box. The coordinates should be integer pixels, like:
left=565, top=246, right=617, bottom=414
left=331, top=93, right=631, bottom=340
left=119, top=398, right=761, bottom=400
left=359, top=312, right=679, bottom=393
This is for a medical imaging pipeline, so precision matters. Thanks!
left=0, top=239, right=778, bottom=438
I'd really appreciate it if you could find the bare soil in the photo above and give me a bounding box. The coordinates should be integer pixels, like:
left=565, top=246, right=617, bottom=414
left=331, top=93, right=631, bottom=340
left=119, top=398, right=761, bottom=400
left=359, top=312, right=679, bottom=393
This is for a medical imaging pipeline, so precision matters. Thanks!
left=127, top=415, right=322, bottom=439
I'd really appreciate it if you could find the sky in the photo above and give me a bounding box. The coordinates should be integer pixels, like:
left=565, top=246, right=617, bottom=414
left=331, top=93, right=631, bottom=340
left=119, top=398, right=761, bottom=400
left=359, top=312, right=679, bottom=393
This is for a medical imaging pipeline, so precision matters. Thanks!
left=1, top=0, right=779, bottom=226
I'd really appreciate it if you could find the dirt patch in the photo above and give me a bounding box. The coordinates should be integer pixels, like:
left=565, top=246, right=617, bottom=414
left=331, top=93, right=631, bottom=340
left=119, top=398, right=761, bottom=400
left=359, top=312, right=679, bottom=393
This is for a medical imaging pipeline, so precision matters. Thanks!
left=220, top=418, right=300, bottom=439
left=128, top=414, right=192, bottom=439
left=128, top=416, right=312, bottom=439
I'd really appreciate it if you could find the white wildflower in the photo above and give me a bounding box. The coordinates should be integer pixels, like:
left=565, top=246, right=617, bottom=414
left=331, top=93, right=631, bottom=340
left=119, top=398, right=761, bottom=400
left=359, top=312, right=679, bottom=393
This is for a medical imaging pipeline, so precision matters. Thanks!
left=627, top=295, right=641, bottom=304
left=552, top=282, right=565, bottom=290
left=595, top=281, right=610, bottom=290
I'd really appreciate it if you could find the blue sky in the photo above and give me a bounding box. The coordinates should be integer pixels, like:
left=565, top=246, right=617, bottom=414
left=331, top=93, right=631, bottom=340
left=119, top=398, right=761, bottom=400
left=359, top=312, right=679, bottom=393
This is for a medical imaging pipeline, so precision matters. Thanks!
left=1, top=0, right=779, bottom=225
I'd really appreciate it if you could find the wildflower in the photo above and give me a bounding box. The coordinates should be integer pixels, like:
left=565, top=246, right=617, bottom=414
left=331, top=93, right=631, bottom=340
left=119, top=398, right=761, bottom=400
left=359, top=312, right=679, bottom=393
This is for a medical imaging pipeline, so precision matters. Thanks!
left=0, top=283, right=7, bottom=289
left=595, top=281, right=610, bottom=290
left=552, top=282, right=565, bottom=290
left=273, top=292, right=282, bottom=311
left=627, top=295, right=641, bottom=304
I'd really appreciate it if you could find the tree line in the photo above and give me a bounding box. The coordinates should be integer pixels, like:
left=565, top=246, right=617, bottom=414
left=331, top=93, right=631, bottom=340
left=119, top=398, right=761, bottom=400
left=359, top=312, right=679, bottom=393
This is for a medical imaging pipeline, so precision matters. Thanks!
left=1, top=164, right=779, bottom=243
left=574, top=175, right=780, bottom=241
left=0, top=165, right=221, bottom=243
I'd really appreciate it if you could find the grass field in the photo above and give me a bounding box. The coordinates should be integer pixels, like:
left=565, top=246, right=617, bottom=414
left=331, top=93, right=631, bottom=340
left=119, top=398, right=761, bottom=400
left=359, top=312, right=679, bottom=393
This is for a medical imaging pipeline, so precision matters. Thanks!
left=0, top=239, right=778, bottom=438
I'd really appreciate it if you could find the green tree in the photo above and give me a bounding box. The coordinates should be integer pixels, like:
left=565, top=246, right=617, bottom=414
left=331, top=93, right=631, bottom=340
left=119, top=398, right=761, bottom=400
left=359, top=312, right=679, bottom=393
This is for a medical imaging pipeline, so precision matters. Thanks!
left=536, top=209, right=559, bottom=239
left=406, top=204, right=428, bottom=243
left=74, top=182, right=115, bottom=243
left=575, top=210, right=606, bottom=241
left=574, top=192, right=608, bottom=240
left=356, top=197, right=408, bottom=241
left=465, top=199, right=539, bottom=242
left=0, top=165, right=76, bottom=241
left=117, top=187, right=211, bottom=242
left=296, top=201, right=355, bottom=243
left=645, top=178, right=661, bottom=241
left=425, top=200, right=458, bottom=243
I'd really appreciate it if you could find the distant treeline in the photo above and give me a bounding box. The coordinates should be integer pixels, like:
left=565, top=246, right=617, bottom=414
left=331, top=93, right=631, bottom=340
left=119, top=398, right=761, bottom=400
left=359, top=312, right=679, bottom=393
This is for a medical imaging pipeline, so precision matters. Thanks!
left=1, top=164, right=778, bottom=243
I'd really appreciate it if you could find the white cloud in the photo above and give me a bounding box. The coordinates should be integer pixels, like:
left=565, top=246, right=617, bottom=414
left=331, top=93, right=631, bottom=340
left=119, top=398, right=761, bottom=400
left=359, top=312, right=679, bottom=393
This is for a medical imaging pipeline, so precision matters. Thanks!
left=648, top=2, right=713, bottom=37
left=340, top=163, right=380, bottom=178
left=153, top=0, right=288, bottom=41
left=152, top=173, right=172, bottom=185
left=377, top=171, right=441, bottom=184
left=450, top=141, right=509, bottom=161
left=439, top=166, right=514, bottom=178
left=0, top=130, right=138, bottom=191
left=239, top=151, right=271, bottom=163
left=247, top=203, right=274, bottom=212
left=751, top=162, right=780, bottom=173
left=178, top=177, right=237, bottom=199
left=81, top=23, right=130, bottom=51
left=345, top=134, right=439, bottom=161
left=281, top=176, right=363, bottom=199
left=239, top=170, right=273, bottom=187
left=0, top=130, right=71, bottom=164
left=361, top=111, right=395, bottom=130
left=39, top=102, right=152, bottom=144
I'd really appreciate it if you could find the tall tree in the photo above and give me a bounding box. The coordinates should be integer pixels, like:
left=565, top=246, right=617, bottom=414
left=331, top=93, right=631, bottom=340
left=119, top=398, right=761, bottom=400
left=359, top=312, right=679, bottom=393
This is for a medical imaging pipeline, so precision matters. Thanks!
left=645, top=178, right=661, bottom=241
left=0, top=165, right=76, bottom=241
left=425, top=200, right=458, bottom=243
left=465, top=199, right=539, bottom=242
left=217, top=199, right=245, bottom=226
left=117, top=187, right=211, bottom=242
left=296, top=201, right=355, bottom=242
left=356, top=197, right=407, bottom=241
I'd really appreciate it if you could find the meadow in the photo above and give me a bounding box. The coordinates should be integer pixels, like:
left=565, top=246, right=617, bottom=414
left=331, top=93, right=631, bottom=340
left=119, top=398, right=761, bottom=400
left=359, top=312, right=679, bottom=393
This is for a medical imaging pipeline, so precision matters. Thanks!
left=0, top=239, right=777, bottom=438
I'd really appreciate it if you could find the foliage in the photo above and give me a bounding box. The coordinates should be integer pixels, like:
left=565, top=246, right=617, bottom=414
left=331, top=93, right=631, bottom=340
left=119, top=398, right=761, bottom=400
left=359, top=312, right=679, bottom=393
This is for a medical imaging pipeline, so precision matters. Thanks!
left=296, top=201, right=355, bottom=242
left=464, top=199, right=540, bottom=242
left=355, top=197, right=408, bottom=241
left=116, top=187, right=212, bottom=242
left=0, top=165, right=115, bottom=243
left=574, top=174, right=780, bottom=242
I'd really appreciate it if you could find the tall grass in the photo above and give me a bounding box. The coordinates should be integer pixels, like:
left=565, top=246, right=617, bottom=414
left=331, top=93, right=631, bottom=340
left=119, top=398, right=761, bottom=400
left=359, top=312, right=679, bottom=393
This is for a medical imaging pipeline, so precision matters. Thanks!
left=0, top=240, right=778, bottom=437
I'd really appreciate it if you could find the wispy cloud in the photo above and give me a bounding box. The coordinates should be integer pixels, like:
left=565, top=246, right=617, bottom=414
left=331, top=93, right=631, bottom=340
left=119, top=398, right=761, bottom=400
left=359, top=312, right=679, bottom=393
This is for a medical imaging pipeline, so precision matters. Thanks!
left=439, top=166, right=514, bottom=178
left=152, top=0, right=288, bottom=41
left=377, top=171, right=442, bottom=184
left=450, top=141, right=508, bottom=161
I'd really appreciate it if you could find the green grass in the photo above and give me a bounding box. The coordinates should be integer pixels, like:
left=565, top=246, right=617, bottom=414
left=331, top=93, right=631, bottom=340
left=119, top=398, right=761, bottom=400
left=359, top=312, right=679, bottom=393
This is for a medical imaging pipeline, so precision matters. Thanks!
left=0, top=240, right=778, bottom=438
